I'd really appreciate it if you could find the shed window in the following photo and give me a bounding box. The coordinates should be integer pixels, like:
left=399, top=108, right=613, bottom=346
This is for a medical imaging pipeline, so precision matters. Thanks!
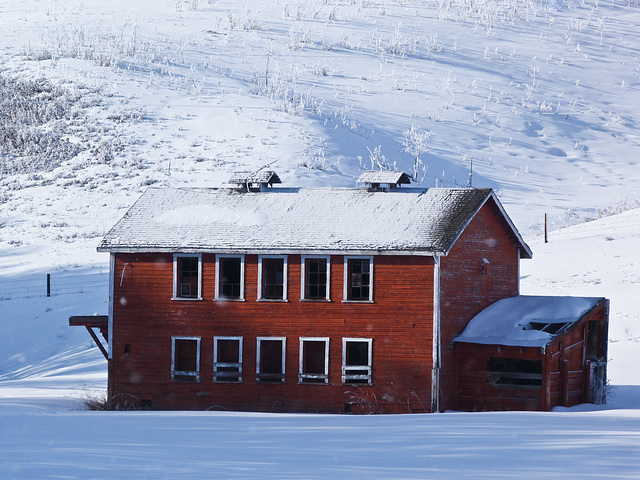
left=299, top=338, right=329, bottom=384
left=342, top=338, right=372, bottom=384
left=488, top=357, right=542, bottom=387
left=171, top=336, right=200, bottom=382
left=258, top=256, right=287, bottom=300
left=213, top=337, right=242, bottom=383
left=173, top=254, right=202, bottom=300
left=344, top=257, right=373, bottom=302
left=257, top=337, right=286, bottom=383
left=302, top=256, right=330, bottom=300
left=216, top=255, right=244, bottom=300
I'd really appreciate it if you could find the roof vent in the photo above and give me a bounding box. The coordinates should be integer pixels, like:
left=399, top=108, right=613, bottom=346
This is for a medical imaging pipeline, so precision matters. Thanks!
left=229, top=170, right=282, bottom=192
left=357, top=171, right=412, bottom=191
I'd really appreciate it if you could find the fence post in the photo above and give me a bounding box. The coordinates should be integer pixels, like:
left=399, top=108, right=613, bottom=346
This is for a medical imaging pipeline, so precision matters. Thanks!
left=544, top=214, right=548, bottom=244
left=47, top=274, right=51, bottom=297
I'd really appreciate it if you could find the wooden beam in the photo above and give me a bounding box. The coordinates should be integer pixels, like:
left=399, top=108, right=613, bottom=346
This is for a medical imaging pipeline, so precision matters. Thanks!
left=85, top=326, right=108, bottom=360
left=69, top=315, right=108, bottom=328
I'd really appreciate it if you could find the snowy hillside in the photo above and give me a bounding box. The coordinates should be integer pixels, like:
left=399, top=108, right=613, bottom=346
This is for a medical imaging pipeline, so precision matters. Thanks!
left=1, top=0, right=640, bottom=477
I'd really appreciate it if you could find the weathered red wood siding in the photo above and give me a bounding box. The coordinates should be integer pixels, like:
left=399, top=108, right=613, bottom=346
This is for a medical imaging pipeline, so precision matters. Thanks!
left=111, top=253, right=435, bottom=412
left=439, top=198, right=522, bottom=411
left=455, top=344, right=543, bottom=411
left=455, top=300, right=607, bottom=412
left=544, top=300, right=607, bottom=410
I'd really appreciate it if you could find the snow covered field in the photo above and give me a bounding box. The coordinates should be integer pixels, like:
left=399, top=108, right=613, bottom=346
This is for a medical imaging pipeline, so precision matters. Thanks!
left=1, top=0, right=640, bottom=477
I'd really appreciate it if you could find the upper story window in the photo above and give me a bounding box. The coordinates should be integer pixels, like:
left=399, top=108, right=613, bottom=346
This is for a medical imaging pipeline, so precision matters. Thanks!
left=173, top=254, right=202, bottom=300
left=171, top=336, right=201, bottom=382
left=301, top=256, right=330, bottom=301
left=216, top=255, right=244, bottom=300
left=213, top=336, right=243, bottom=383
left=258, top=255, right=287, bottom=301
left=344, top=256, right=373, bottom=302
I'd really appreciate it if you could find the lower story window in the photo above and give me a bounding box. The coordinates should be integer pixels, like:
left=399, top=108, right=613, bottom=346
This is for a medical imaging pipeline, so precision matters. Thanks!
left=487, top=357, right=542, bottom=387
left=299, top=338, right=329, bottom=384
left=342, top=338, right=372, bottom=384
left=213, top=336, right=243, bottom=383
left=171, top=336, right=200, bottom=382
left=257, top=337, right=286, bottom=383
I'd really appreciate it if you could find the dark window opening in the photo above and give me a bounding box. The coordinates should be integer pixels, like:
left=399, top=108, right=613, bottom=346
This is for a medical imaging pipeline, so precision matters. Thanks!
left=300, top=339, right=328, bottom=384
left=172, top=338, right=200, bottom=382
left=587, top=321, right=603, bottom=359
left=257, top=339, right=285, bottom=383
left=527, top=321, right=572, bottom=335
left=343, top=339, right=372, bottom=384
left=488, top=357, right=542, bottom=387
left=214, top=338, right=242, bottom=383
left=305, top=258, right=327, bottom=300
left=177, top=256, right=199, bottom=298
left=348, top=258, right=371, bottom=301
left=219, top=257, right=242, bottom=299
left=262, top=258, right=285, bottom=300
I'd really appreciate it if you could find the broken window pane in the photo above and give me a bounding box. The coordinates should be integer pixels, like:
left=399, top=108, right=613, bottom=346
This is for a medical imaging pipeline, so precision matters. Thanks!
left=300, top=339, right=328, bottom=384
left=348, top=258, right=371, bottom=301
left=342, top=339, right=372, bottom=384
left=487, top=357, right=542, bottom=387
left=177, top=256, right=199, bottom=298
left=219, top=256, right=242, bottom=299
left=257, top=338, right=285, bottom=383
left=262, top=257, right=285, bottom=300
left=305, top=258, right=327, bottom=300
left=172, top=337, right=200, bottom=382
left=214, top=337, right=242, bottom=383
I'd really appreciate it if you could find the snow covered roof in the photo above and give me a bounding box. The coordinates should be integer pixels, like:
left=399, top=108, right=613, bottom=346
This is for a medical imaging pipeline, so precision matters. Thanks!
left=228, top=170, right=281, bottom=187
left=97, top=186, right=531, bottom=256
left=455, top=296, right=605, bottom=348
left=357, top=171, right=412, bottom=186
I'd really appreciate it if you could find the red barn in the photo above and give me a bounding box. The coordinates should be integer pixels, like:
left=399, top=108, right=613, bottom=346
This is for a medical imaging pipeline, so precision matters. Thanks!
left=71, top=171, right=608, bottom=412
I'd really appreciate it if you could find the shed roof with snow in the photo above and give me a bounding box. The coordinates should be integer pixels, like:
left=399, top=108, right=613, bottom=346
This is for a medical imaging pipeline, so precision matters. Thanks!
left=97, top=186, right=532, bottom=257
left=454, top=295, right=605, bottom=348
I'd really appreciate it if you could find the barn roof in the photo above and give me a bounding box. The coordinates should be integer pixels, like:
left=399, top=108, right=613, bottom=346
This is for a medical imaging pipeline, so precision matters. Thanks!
left=97, top=186, right=532, bottom=257
left=455, top=296, right=605, bottom=347
left=357, top=170, right=412, bottom=186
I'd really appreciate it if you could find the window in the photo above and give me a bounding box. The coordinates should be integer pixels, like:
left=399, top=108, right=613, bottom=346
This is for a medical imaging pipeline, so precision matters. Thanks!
left=171, top=336, right=201, bottom=382
left=256, top=337, right=286, bottom=383
left=299, top=338, right=329, bottom=384
left=344, top=257, right=373, bottom=302
left=258, top=256, right=287, bottom=300
left=213, top=337, right=243, bottom=383
left=487, top=357, right=542, bottom=387
left=301, top=256, right=330, bottom=301
left=173, top=254, right=202, bottom=300
left=216, top=255, right=244, bottom=300
left=342, top=338, right=372, bottom=384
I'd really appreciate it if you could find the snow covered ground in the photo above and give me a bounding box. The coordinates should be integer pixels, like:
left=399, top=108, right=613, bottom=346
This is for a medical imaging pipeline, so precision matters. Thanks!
left=1, top=0, right=640, bottom=477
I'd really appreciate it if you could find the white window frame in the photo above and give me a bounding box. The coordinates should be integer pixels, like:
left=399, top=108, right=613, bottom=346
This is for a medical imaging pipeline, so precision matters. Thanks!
left=215, top=254, right=245, bottom=301
left=171, top=336, right=201, bottom=382
left=299, top=337, right=330, bottom=384
left=172, top=253, right=202, bottom=300
left=342, top=338, right=372, bottom=385
left=256, top=337, right=286, bottom=383
left=301, top=255, right=331, bottom=301
left=343, top=256, right=374, bottom=302
left=213, top=336, right=243, bottom=383
left=257, top=255, right=288, bottom=301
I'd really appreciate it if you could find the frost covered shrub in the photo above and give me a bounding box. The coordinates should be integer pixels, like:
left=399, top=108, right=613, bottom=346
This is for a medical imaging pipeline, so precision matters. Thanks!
left=0, top=75, right=133, bottom=179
